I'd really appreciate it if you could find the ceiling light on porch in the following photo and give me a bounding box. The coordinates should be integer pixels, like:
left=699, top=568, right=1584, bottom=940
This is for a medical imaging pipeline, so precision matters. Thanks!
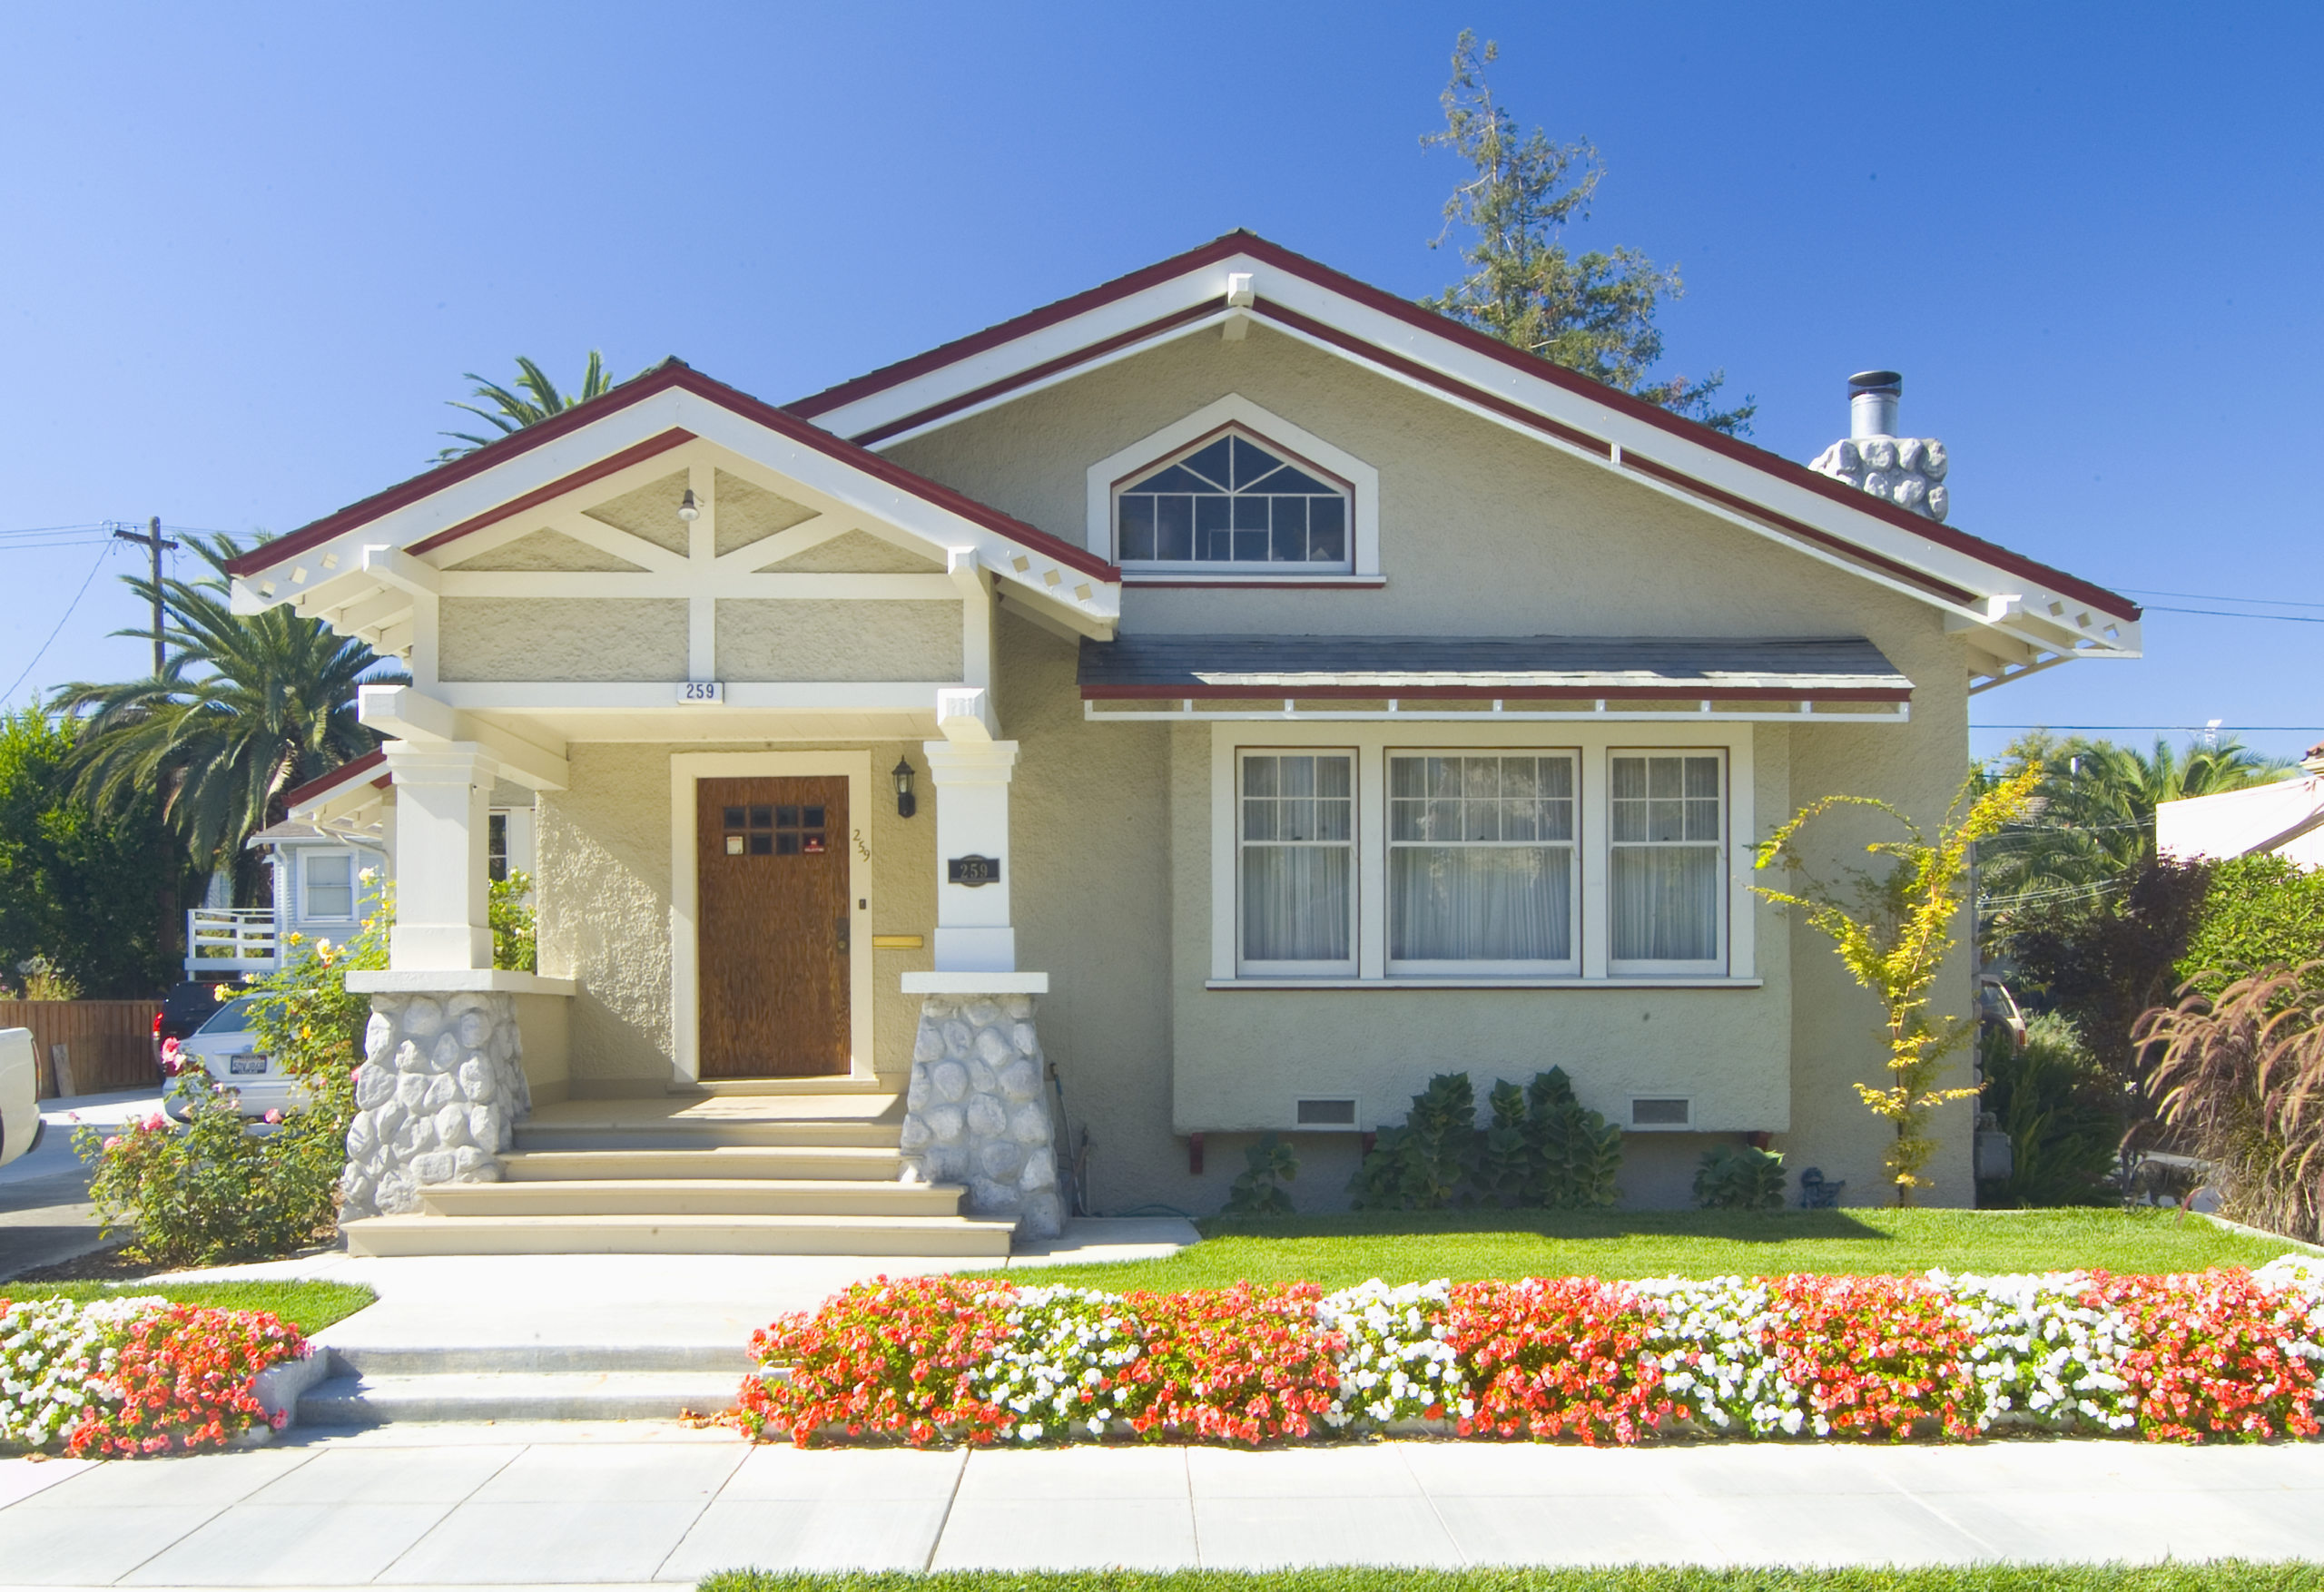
left=676, top=488, right=700, bottom=522
left=892, top=756, right=918, bottom=819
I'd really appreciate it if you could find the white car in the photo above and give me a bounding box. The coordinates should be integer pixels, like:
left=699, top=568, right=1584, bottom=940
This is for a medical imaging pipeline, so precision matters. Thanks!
left=163, top=997, right=311, bottom=1121
left=0, top=1027, right=40, bottom=1169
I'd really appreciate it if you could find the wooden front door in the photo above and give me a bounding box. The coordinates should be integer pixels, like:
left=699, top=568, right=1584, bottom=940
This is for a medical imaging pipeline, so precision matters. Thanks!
left=695, top=776, right=850, bottom=1078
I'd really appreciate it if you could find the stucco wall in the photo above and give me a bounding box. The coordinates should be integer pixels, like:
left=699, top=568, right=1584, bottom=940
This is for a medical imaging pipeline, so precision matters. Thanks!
left=887, top=322, right=1981, bottom=1212
left=440, top=598, right=687, bottom=683
left=714, top=599, right=961, bottom=683
left=534, top=739, right=940, bottom=1087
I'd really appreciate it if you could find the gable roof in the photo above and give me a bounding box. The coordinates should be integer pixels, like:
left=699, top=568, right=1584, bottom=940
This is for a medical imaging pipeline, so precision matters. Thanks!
left=790, top=231, right=2139, bottom=685
left=224, top=359, right=1118, bottom=587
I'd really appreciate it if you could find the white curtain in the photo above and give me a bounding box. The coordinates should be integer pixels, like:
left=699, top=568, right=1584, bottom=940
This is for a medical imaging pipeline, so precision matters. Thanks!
left=1243, top=847, right=1351, bottom=962
left=1610, top=847, right=1719, bottom=961
left=1391, top=847, right=1570, bottom=962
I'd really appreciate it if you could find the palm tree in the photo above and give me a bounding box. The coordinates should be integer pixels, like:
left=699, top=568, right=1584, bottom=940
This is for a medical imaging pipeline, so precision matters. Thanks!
left=1979, top=732, right=2290, bottom=909
left=436, top=352, right=618, bottom=460
left=50, top=532, right=401, bottom=899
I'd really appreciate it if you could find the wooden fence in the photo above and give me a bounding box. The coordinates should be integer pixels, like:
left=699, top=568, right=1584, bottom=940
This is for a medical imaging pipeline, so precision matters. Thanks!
left=0, top=1000, right=161, bottom=1098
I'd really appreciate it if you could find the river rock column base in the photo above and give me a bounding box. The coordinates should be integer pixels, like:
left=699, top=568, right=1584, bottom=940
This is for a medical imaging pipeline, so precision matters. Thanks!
left=898, top=994, right=1061, bottom=1239
left=340, top=992, right=532, bottom=1221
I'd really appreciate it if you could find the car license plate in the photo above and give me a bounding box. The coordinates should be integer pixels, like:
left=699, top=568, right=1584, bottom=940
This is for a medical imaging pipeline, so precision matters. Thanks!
left=229, top=1055, right=269, bottom=1076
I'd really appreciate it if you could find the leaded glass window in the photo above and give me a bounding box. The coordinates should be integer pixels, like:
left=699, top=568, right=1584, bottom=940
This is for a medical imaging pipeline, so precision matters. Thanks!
left=1116, top=430, right=1351, bottom=569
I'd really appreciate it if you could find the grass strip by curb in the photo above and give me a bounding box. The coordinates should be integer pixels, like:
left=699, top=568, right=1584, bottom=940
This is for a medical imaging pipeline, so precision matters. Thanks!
left=699, top=1567, right=2324, bottom=1592
left=0, top=1280, right=377, bottom=1335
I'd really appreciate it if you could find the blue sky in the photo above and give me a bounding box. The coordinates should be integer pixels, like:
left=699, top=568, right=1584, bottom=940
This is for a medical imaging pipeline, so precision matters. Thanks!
left=4, top=3, right=2319, bottom=762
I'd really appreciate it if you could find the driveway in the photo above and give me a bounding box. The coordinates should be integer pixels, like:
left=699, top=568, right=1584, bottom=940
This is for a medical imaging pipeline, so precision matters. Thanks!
left=0, top=1088, right=164, bottom=1283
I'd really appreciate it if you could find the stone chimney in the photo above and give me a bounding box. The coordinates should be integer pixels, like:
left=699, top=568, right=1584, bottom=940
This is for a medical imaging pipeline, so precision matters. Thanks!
left=1807, top=370, right=1950, bottom=522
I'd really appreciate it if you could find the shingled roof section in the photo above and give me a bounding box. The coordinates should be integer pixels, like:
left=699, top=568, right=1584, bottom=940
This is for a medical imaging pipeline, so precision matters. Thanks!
left=1078, top=634, right=1912, bottom=702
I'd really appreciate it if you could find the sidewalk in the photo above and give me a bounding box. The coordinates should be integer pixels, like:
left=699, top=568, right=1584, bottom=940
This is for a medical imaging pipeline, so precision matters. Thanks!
left=3, top=1425, right=2322, bottom=1586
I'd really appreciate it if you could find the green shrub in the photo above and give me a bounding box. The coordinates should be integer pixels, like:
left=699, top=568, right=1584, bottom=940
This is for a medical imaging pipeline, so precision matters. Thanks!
left=1525, top=1066, right=1622, bottom=1208
left=1348, top=1069, right=1623, bottom=1211
left=1693, top=1143, right=1787, bottom=1210
left=2177, top=852, right=2324, bottom=998
left=1222, top=1133, right=1297, bottom=1217
left=1978, top=1013, right=2121, bottom=1208
left=490, top=870, right=536, bottom=973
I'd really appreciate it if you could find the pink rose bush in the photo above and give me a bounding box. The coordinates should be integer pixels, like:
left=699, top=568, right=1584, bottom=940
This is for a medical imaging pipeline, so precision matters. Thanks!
left=743, top=1259, right=2324, bottom=1449
left=0, top=1295, right=306, bottom=1457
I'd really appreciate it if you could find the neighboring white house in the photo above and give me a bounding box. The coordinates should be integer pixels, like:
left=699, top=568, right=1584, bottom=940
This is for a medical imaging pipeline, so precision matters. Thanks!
left=184, top=750, right=536, bottom=978
left=2157, top=748, right=2324, bottom=871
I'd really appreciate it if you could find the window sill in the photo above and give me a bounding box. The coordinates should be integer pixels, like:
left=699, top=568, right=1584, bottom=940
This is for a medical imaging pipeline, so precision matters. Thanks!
left=1125, top=574, right=1385, bottom=588
left=1204, top=976, right=1764, bottom=991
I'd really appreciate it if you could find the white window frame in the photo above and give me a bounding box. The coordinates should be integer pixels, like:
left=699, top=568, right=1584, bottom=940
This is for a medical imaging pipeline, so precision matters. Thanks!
left=1086, top=395, right=1381, bottom=582
left=1235, top=747, right=1359, bottom=978
left=1384, top=748, right=1581, bottom=978
left=300, top=849, right=359, bottom=924
left=1607, top=748, right=1728, bottom=978
left=1207, top=722, right=1753, bottom=988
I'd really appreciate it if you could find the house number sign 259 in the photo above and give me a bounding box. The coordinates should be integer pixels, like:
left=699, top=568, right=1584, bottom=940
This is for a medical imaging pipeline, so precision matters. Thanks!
left=675, top=681, right=724, bottom=704
left=947, top=854, right=1000, bottom=887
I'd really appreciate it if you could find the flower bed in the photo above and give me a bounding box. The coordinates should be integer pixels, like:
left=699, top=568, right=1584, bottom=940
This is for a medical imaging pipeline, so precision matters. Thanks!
left=739, top=1256, right=2324, bottom=1449
left=0, top=1294, right=307, bottom=1457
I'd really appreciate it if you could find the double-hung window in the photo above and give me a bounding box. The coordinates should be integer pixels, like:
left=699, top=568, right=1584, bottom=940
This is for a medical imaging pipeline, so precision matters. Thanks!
left=1609, top=752, right=1726, bottom=974
left=1387, top=753, right=1578, bottom=975
left=303, top=851, right=356, bottom=922
left=1238, top=752, right=1354, bottom=975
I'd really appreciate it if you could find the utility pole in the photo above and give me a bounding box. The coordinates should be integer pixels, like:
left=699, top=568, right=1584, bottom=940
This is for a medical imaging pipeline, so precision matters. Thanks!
left=112, top=516, right=177, bottom=676
left=109, top=516, right=182, bottom=982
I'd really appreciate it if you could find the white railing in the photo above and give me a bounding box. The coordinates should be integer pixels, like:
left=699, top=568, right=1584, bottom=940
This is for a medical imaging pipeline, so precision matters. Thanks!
left=185, top=908, right=280, bottom=975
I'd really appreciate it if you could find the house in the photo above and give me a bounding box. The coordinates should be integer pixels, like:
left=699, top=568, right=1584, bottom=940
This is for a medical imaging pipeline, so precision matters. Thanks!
left=2158, top=746, right=2324, bottom=870
left=222, top=232, right=2139, bottom=1254
left=182, top=752, right=537, bottom=980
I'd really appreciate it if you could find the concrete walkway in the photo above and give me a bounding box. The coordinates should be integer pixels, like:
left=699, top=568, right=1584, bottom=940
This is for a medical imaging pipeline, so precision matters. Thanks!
left=3, top=1425, right=2322, bottom=1586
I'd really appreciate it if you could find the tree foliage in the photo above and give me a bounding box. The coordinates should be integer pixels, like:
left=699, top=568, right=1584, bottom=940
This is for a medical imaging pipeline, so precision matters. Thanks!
left=0, top=708, right=191, bottom=997
left=2176, top=853, right=2324, bottom=1000
left=437, top=352, right=622, bottom=460
left=1422, top=31, right=1754, bottom=436
left=1976, top=1014, right=2122, bottom=1209
left=50, top=533, right=394, bottom=892
left=1756, top=767, right=2042, bottom=1203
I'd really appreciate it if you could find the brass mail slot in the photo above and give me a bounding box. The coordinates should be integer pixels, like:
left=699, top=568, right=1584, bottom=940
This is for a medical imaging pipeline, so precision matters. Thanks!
left=870, top=934, right=925, bottom=950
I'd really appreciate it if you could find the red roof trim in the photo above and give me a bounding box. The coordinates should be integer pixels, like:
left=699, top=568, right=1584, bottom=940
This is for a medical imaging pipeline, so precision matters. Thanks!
left=852, top=297, right=1226, bottom=447
left=789, top=235, right=1256, bottom=419
left=408, top=429, right=696, bottom=559
left=230, top=365, right=1119, bottom=584
left=1083, top=683, right=1914, bottom=703
left=284, top=747, right=389, bottom=810
left=791, top=229, right=2135, bottom=624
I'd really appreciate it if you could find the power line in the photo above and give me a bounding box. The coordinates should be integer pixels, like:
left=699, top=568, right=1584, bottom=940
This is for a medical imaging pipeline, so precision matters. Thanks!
left=1, top=542, right=113, bottom=707
left=2143, top=605, right=2324, bottom=624
left=2117, top=586, right=2324, bottom=611
left=1975, top=724, right=2324, bottom=732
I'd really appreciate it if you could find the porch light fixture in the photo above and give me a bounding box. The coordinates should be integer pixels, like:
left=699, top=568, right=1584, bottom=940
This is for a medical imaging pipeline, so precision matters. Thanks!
left=676, top=488, right=699, bottom=522
left=891, top=756, right=917, bottom=819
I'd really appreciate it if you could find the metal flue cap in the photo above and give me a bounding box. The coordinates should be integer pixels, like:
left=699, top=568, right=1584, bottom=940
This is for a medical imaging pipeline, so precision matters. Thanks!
left=1847, top=369, right=1903, bottom=396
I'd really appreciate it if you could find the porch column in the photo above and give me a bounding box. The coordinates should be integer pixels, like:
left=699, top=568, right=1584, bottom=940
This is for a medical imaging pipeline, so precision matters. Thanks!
left=383, top=742, right=496, bottom=972
left=924, top=733, right=1020, bottom=973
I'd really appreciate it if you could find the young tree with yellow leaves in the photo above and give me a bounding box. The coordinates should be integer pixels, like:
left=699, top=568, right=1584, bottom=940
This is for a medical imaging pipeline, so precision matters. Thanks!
left=1754, top=767, right=2042, bottom=1204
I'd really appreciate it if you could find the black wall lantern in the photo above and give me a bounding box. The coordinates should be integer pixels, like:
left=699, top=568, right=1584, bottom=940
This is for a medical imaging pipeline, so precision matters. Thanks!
left=891, top=756, right=918, bottom=819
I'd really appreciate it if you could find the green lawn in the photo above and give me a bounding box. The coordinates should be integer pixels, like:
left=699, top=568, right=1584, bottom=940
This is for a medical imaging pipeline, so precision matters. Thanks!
left=1, top=1280, right=376, bottom=1335
left=995, top=1208, right=2301, bottom=1292
left=700, top=1566, right=2324, bottom=1592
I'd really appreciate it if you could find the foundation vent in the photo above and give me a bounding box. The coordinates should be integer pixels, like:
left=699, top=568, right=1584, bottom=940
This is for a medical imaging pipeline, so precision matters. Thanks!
left=1295, top=1097, right=1359, bottom=1128
left=1630, top=1096, right=1692, bottom=1129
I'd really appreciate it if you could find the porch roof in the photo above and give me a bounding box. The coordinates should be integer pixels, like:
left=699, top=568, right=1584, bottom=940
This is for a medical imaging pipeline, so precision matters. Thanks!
left=1077, top=634, right=1912, bottom=702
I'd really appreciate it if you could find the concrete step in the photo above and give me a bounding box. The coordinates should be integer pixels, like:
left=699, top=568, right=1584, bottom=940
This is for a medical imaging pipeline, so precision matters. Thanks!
left=513, top=1120, right=902, bottom=1152
left=298, top=1370, right=752, bottom=1426
left=501, top=1145, right=905, bottom=1182
left=420, top=1177, right=965, bottom=1219
left=341, top=1211, right=1018, bottom=1258
left=327, top=1342, right=753, bottom=1377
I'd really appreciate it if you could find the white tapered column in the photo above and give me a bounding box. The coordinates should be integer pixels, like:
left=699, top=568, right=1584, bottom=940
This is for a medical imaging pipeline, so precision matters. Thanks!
left=383, top=742, right=496, bottom=972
